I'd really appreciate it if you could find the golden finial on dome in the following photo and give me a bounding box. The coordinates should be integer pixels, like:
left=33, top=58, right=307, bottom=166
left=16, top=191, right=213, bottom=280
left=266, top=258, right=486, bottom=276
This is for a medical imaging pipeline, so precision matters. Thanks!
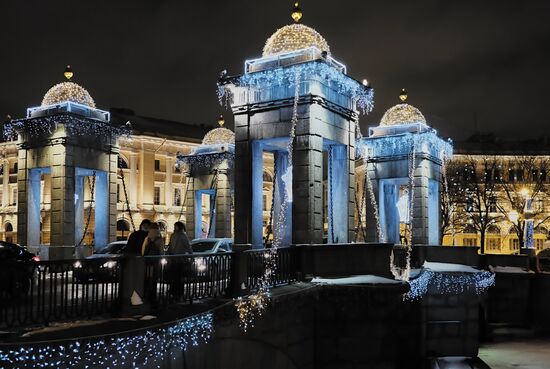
left=64, top=65, right=73, bottom=81
left=291, top=2, right=303, bottom=23
left=399, top=88, right=408, bottom=102
left=217, top=115, right=225, bottom=127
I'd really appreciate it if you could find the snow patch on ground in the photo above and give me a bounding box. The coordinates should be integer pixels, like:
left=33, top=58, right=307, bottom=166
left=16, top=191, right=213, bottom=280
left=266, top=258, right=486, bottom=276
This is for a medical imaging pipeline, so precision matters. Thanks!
left=489, top=265, right=532, bottom=274
left=311, top=275, right=403, bottom=285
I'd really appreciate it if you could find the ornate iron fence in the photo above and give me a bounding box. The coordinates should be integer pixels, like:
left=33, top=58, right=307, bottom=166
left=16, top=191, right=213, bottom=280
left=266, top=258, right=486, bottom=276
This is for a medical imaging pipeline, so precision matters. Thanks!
left=144, top=253, right=233, bottom=307
left=245, top=247, right=297, bottom=290
left=0, top=258, right=121, bottom=328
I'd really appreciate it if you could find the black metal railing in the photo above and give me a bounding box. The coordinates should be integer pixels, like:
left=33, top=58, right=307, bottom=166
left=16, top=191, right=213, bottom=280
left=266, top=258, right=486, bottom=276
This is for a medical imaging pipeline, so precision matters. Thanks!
left=245, top=247, right=297, bottom=290
left=0, top=258, right=121, bottom=328
left=144, top=253, right=233, bottom=307
left=0, top=247, right=299, bottom=328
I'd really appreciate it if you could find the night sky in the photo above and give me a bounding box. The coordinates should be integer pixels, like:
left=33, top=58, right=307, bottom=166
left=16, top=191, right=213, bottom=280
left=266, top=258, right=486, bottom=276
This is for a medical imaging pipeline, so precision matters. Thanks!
left=1, top=0, right=549, bottom=141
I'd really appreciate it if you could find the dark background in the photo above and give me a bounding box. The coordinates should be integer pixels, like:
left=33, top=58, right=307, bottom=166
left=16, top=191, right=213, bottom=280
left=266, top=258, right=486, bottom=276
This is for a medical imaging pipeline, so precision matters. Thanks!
left=1, top=0, right=549, bottom=140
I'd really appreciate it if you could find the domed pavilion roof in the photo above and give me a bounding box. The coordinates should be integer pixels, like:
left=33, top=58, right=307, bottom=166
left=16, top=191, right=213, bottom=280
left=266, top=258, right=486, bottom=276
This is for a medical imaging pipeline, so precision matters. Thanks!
left=41, top=65, right=96, bottom=108
left=263, top=23, right=330, bottom=57
left=380, top=103, right=426, bottom=126
left=380, top=89, right=426, bottom=126
left=262, top=2, right=329, bottom=57
left=202, top=116, right=235, bottom=146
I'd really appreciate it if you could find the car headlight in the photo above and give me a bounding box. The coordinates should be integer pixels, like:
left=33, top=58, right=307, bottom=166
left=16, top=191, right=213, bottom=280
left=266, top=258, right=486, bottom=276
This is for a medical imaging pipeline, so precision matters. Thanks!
left=195, top=257, right=207, bottom=272
left=73, top=261, right=82, bottom=269
left=103, top=261, right=116, bottom=269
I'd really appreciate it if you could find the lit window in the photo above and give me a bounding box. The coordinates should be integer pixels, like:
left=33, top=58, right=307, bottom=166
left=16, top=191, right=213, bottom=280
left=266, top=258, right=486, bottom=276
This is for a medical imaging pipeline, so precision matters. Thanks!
left=154, top=186, right=161, bottom=205
left=174, top=188, right=182, bottom=206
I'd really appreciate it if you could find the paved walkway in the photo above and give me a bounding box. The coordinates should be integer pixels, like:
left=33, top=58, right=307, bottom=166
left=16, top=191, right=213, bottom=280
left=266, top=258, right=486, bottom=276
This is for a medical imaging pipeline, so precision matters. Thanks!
left=479, top=339, right=550, bottom=369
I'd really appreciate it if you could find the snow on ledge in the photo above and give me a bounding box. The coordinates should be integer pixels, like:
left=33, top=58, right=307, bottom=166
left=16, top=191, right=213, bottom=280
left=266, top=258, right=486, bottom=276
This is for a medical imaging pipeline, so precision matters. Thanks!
left=311, top=275, right=403, bottom=285
left=423, top=261, right=481, bottom=273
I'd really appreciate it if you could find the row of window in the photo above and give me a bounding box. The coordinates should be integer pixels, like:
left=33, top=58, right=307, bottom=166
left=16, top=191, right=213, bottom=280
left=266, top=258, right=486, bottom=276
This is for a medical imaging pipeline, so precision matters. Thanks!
left=458, top=168, right=548, bottom=183
left=462, top=237, right=546, bottom=250
left=117, top=185, right=184, bottom=206
left=465, top=198, right=545, bottom=213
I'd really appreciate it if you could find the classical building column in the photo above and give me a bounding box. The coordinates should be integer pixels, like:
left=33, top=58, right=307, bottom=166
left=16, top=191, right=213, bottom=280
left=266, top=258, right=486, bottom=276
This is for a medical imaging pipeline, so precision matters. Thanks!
left=129, top=153, right=138, bottom=208
left=165, top=156, right=173, bottom=207
left=2, top=158, right=9, bottom=207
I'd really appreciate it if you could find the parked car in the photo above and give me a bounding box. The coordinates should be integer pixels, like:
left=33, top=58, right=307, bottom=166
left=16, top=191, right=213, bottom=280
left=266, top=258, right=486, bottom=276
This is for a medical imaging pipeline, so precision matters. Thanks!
left=191, top=238, right=233, bottom=254
left=73, top=241, right=127, bottom=283
left=89, top=241, right=128, bottom=258
left=189, top=238, right=233, bottom=281
left=0, top=242, right=40, bottom=297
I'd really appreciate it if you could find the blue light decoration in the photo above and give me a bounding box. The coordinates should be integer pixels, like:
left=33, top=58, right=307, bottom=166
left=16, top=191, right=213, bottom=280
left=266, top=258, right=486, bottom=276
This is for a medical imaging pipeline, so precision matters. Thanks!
left=0, top=312, right=213, bottom=368
left=218, top=60, right=374, bottom=115
left=2, top=101, right=131, bottom=141
left=357, top=129, right=453, bottom=162
left=406, top=269, right=495, bottom=301
left=176, top=146, right=234, bottom=173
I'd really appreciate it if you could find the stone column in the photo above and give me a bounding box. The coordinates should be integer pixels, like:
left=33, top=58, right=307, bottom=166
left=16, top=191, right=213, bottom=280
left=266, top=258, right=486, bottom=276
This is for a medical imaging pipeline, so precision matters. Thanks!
left=234, top=116, right=253, bottom=245
left=16, top=149, right=28, bottom=246
left=2, top=159, right=9, bottom=207
left=215, top=168, right=232, bottom=238
left=129, top=153, right=138, bottom=208
left=141, top=151, right=155, bottom=208
left=251, top=141, right=264, bottom=247
left=412, top=157, right=430, bottom=245
left=184, top=175, right=196, bottom=239
left=293, top=134, right=324, bottom=244
left=50, top=145, right=76, bottom=247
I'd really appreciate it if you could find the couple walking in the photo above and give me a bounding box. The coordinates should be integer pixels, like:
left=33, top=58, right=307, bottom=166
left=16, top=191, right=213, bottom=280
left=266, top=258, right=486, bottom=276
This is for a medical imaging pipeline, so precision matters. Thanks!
left=125, top=219, right=192, bottom=256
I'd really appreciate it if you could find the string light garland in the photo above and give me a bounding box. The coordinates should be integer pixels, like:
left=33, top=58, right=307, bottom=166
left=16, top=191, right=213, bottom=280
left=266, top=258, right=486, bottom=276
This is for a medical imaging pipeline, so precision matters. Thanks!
left=177, top=151, right=234, bottom=173
left=3, top=114, right=132, bottom=141
left=380, top=103, right=426, bottom=126
left=263, top=23, right=330, bottom=57
left=41, top=82, right=96, bottom=108
left=233, top=73, right=302, bottom=332
left=0, top=312, right=213, bottom=368
left=218, top=61, right=374, bottom=115
left=406, top=270, right=495, bottom=300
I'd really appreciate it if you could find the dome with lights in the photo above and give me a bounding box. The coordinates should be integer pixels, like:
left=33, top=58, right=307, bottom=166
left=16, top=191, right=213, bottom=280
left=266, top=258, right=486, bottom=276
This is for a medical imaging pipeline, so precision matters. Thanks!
left=262, top=2, right=329, bottom=57
left=263, top=24, right=330, bottom=57
left=41, top=65, right=96, bottom=108
left=380, top=89, right=426, bottom=126
left=202, top=116, right=235, bottom=146
left=380, top=104, right=426, bottom=126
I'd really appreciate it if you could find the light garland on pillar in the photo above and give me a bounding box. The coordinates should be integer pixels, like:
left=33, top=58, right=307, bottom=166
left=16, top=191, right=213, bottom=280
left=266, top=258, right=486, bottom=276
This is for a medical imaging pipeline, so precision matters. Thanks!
left=3, top=115, right=132, bottom=141
left=234, top=73, right=302, bottom=332
left=380, top=103, right=426, bottom=126
left=406, top=270, right=495, bottom=300
left=217, top=61, right=374, bottom=115
left=263, top=23, right=330, bottom=57
left=0, top=312, right=213, bottom=368
left=41, top=82, right=96, bottom=108
left=176, top=151, right=234, bottom=173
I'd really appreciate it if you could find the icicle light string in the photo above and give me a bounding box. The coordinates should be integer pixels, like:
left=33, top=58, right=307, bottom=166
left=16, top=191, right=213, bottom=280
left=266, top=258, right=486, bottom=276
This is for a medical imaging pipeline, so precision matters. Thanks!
left=218, top=61, right=374, bottom=115
left=405, top=270, right=495, bottom=301
left=3, top=115, right=131, bottom=141
left=235, top=72, right=302, bottom=332
left=0, top=313, right=213, bottom=368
